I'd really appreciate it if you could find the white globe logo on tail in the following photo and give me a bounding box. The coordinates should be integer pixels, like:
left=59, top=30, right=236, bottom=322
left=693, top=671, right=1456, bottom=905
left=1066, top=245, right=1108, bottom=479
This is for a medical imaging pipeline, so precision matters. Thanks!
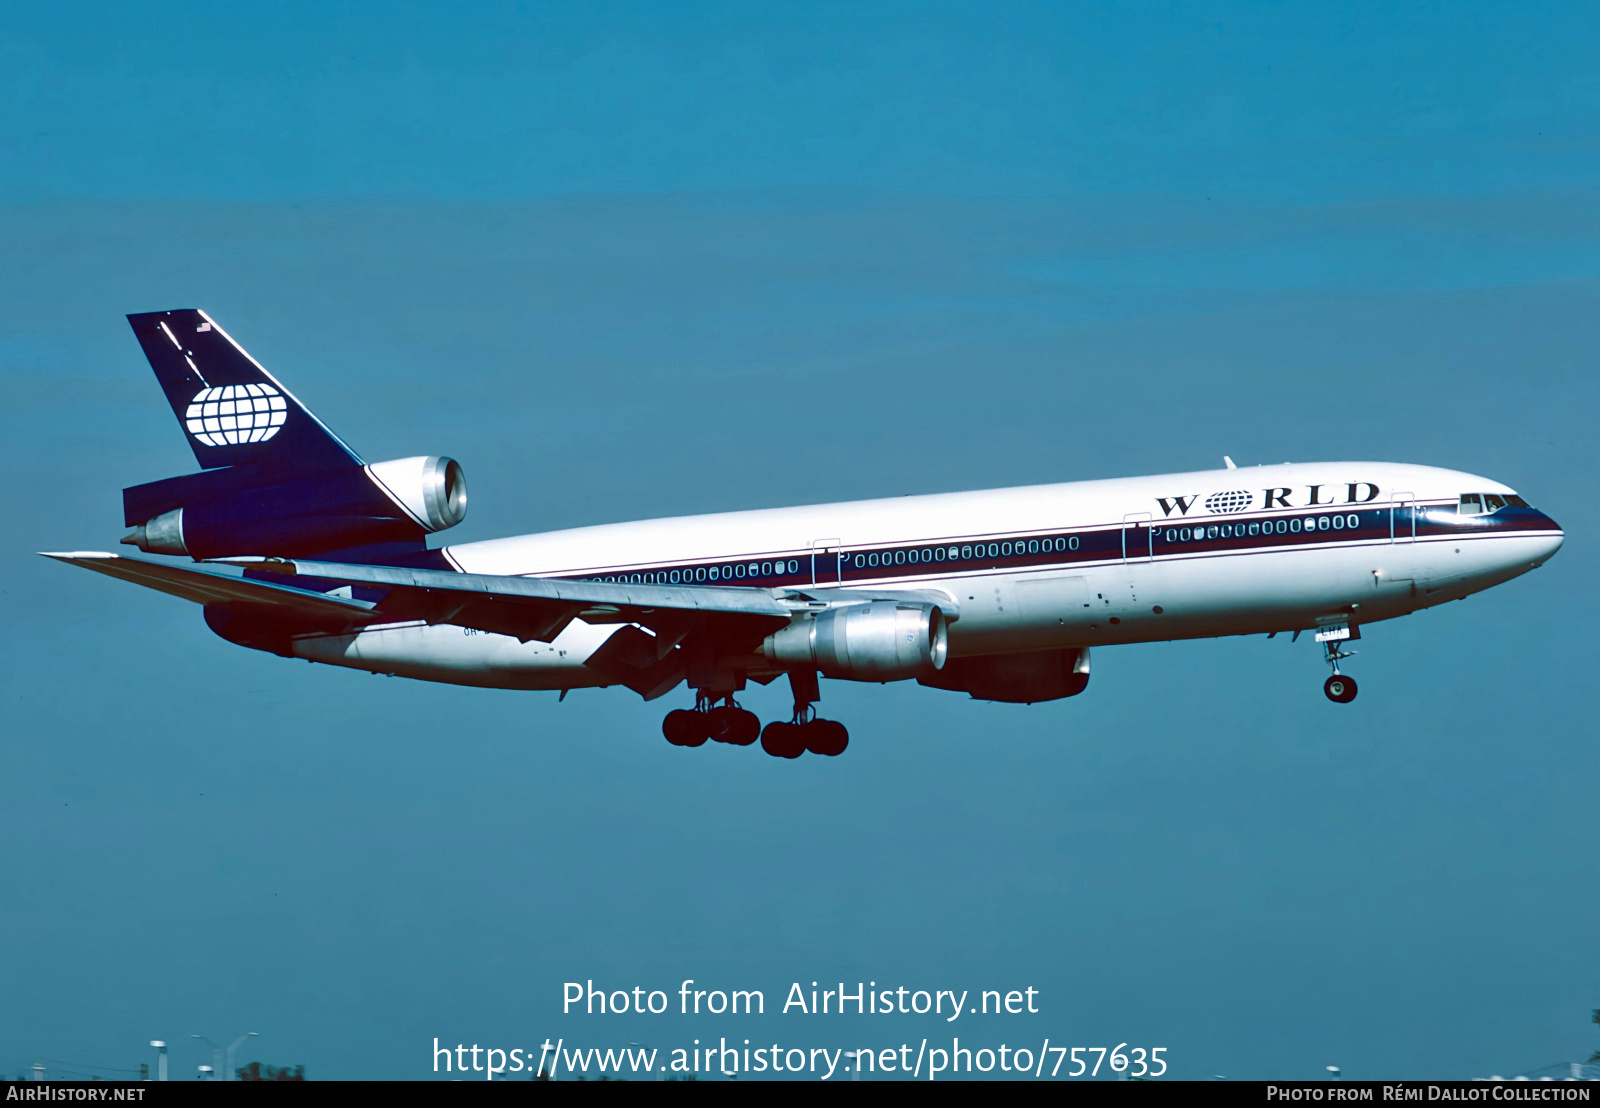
left=185, top=383, right=287, bottom=446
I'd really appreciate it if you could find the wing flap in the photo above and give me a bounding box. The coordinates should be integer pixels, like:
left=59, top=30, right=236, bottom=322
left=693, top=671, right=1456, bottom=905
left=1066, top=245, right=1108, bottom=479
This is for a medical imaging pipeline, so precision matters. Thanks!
left=369, top=587, right=585, bottom=643
left=583, top=625, right=687, bottom=701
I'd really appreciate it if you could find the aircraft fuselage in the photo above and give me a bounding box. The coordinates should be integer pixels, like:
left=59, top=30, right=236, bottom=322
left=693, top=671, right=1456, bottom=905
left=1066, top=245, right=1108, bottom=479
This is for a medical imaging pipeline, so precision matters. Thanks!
left=288, top=460, right=1563, bottom=692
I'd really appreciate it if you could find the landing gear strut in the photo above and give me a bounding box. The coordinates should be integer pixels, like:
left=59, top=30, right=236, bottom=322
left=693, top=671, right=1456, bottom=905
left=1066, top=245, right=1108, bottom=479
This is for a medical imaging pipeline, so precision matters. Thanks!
left=1321, top=633, right=1359, bottom=704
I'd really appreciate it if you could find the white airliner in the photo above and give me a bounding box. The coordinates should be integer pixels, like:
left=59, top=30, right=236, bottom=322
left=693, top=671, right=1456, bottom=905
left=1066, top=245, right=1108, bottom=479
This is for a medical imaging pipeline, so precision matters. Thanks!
left=46, top=310, right=1564, bottom=758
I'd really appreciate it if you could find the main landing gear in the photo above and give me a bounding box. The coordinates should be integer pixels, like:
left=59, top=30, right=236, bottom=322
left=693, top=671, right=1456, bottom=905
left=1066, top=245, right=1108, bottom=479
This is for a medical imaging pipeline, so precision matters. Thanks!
left=759, top=711, right=849, bottom=759
left=660, top=671, right=850, bottom=758
left=662, top=695, right=761, bottom=747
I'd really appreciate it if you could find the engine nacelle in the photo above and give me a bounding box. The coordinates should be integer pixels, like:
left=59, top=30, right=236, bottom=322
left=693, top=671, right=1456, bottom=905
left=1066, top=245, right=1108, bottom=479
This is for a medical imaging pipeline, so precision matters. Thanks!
left=365, top=456, right=468, bottom=533
left=764, top=601, right=948, bottom=681
left=122, top=456, right=466, bottom=559
left=919, top=647, right=1090, bottom=703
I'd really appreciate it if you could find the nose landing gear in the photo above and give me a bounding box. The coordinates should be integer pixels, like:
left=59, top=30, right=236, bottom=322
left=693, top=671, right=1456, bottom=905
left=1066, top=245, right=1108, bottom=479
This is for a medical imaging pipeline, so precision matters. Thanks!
left=1318, top=625, right=1359, bottom=703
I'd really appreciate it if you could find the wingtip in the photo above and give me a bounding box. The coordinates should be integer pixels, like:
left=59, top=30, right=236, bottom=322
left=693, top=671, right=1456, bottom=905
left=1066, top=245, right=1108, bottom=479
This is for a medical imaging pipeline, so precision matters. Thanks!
left=38, top=551, right=118, bottom=561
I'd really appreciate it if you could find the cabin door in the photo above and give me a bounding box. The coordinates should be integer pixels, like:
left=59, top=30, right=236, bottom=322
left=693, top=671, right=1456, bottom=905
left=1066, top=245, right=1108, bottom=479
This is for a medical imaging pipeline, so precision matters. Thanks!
left=810, top=538, right=843, bottom=585
left=1389, top=493, right=1416, bottom=543
left=1122, top=512, right=1154, bottom=562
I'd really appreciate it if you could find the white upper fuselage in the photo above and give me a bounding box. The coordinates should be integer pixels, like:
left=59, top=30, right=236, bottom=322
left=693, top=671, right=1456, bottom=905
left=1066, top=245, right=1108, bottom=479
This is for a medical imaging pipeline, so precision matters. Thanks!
left=289, top=461, right=1563, bottom=690
left=444, top=460, right=1504, bottom=578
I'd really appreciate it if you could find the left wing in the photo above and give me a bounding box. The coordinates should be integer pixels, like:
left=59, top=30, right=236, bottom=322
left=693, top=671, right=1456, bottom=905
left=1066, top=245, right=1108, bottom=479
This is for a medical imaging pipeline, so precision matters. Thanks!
left=224, top=557, right=963, bottom=698
left=45, top=551, right=960, bottom=700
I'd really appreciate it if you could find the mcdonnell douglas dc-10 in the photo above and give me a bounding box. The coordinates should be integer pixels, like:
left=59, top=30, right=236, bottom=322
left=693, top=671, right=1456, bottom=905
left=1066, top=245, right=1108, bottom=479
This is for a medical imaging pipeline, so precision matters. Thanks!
left=45, top=310, right=1564, bottom=758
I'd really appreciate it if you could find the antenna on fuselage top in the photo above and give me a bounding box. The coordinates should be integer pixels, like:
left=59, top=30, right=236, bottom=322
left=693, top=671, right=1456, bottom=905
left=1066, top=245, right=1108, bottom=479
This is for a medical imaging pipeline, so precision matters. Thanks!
left=1223, top=456, right=1237, bottom=469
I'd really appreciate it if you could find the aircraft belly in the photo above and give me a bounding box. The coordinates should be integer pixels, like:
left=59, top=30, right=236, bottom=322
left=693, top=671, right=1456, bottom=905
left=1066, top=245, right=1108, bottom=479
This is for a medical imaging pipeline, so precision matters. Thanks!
left=1143, top=547, right=1378, bottom=635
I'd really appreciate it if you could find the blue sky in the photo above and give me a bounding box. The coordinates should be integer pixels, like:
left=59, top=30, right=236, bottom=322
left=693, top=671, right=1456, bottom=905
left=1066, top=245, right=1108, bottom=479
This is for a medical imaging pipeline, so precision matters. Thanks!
left=1, top=1, right=1596, bottom=1081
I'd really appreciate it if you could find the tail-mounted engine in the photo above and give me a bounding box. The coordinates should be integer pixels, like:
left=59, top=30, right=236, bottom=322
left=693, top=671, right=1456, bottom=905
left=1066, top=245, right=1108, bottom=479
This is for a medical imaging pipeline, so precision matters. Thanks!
left=121, top=455, right=467, bottom=559
left=763, top=601, right=949, bottom=682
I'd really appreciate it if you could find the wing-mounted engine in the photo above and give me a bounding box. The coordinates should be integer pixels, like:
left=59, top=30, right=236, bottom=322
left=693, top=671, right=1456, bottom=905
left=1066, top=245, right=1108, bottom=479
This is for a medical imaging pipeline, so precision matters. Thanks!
left=919, top=647, right=1090, bottom=703
left=763, top=601, right=949, bottom=681
left=121, top=455, right=467, bottom=559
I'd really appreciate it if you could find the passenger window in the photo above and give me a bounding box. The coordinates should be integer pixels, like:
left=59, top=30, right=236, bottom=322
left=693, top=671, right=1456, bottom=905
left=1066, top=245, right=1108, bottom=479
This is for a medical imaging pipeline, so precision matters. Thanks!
left=1484, top=494, right=1506, bottom=511
left=1458, top=494, right=1485, bottom=515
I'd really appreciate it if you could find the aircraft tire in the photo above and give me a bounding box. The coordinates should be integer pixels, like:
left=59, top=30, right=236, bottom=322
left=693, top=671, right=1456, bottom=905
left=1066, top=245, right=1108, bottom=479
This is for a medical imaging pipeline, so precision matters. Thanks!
left=706, top=706, right=737, bottom=743
left=1323, top=675, right=1358, bottom=704
left=804, top=719, right=849, bottom=757
left=726, top=708, right=761, bottom=746
left=680, top=711, right=711, bottom=746
left=760, top=721, right=805, bottom=759
left=664, top=708, right=712, bottom=746
left=662, top=709, right=695, bottom=745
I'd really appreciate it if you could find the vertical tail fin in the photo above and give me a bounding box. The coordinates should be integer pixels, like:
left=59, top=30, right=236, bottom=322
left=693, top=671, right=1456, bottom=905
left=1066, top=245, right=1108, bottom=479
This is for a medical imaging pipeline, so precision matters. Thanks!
left=127, top=309, right=362, bottom=474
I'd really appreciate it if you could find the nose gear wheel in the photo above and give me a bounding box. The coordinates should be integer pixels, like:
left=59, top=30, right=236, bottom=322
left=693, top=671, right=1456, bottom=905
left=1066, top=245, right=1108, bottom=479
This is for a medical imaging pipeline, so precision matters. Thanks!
left=1323, top=674, right=1358, bottom=703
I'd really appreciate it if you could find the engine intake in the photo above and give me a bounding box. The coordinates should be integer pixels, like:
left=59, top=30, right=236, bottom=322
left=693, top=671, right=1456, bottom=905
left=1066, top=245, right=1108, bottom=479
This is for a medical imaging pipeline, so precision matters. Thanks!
left=764, top=601, right=948, bottom=682
left=366, top=456, right=468, bottom=532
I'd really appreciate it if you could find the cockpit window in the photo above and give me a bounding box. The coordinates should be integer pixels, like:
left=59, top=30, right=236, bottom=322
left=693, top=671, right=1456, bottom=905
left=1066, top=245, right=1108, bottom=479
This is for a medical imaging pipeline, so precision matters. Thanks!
left=1459, top=492, right=1528, bottom=514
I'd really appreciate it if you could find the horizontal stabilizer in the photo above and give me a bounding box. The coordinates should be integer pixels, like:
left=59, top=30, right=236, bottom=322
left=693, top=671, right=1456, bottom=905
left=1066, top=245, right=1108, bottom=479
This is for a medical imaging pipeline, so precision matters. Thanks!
left=39, top=552, right=380, bottom=626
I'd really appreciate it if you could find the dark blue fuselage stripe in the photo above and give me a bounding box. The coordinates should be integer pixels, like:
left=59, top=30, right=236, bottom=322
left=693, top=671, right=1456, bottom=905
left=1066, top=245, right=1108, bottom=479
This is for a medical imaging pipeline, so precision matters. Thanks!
left=550, top=506, right=1558, bottom=589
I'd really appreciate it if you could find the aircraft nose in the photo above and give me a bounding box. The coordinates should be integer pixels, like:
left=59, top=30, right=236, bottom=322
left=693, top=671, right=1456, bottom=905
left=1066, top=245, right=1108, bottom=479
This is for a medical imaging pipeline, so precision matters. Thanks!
left=1530, top=512, right=1564, bottom=565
